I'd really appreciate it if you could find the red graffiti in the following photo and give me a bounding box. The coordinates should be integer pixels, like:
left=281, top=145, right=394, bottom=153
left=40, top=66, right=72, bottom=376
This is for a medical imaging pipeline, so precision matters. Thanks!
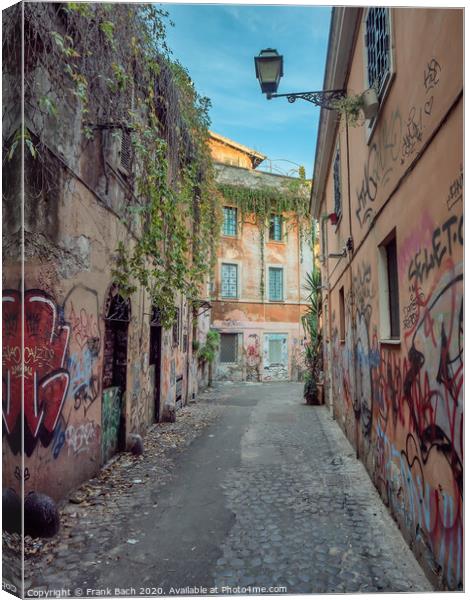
left=2, top=290, right=70, bottom=455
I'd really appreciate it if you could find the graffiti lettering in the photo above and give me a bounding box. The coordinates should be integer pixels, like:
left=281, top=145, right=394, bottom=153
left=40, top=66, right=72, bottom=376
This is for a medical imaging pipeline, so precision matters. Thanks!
left=424, top=58, right=441, bottom=92
left=356, top=57, right=441, bottom=228
left=65, top=421, right=99, bottom=456
left=401, top=106, right=423, bottom=161
left=402, top=288, right=425, bottom=330
left=14, top=466, right=30, bottom=481
left=447, top=166, right=463, bottom=211
left=2, top=290, right=70, bottom=456
left=407, top=215, right=463, bottom=284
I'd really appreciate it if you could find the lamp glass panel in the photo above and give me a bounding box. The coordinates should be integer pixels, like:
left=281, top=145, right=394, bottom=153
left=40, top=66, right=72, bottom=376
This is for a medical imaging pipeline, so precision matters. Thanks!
left=258, top=58, right=281, bottom=84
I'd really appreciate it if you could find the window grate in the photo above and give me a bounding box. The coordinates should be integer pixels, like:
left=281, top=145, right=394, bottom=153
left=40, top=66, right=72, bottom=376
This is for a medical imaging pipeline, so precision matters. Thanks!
left=220, top=333, right=238, bottom=363
left=365, top=7, right=391, bottom=94
left=120, top=127, right=132, bottom=173
left=269, top=267, right=283, bottom=301
left=333, top=148, right=341, bottom=216
left=223, top=206, right=237, bottom=236
left=221, top=263, right=238, bottom=298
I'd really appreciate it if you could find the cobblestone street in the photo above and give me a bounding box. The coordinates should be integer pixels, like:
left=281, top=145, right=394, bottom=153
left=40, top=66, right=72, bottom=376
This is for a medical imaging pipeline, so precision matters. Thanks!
left=16, top=382, right=432, bottom=595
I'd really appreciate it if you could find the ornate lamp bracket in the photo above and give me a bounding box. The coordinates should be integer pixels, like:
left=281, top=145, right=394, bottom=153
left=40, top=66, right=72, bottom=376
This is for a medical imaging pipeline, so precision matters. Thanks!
left=267, top=89, right=346, bottom=110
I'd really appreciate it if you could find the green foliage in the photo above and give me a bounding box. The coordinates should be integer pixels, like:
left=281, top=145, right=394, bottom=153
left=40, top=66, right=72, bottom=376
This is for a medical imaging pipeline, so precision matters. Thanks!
left=7, top=129, right=37, bottom=160
left=217, top=179, right=311, bottom=297
left=331, top=93, right=365, bottom=127
left=3, top=4, right=220, bottom=330
left=301, top=224, right=323, bottom=402
left=197, top=330, right=220, bottom=364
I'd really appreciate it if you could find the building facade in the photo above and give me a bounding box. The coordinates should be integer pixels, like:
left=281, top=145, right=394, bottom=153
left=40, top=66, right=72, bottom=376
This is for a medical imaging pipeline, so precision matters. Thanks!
left=311, top=8, right=463, bottom=590
left=2, top=4, right=212, bottom=503
left=209, top=133, right=313, bottom=383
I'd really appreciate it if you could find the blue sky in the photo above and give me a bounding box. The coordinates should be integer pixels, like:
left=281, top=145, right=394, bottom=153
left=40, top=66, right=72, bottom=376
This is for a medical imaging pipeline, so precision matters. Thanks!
left=162, top=3, right=332, bottom=178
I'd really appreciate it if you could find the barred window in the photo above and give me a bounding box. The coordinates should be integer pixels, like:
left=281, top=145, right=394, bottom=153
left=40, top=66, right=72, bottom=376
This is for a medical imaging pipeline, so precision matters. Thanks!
left=269, top=267, right=283, bottom=301
left=223, top=206, right=237, bottom=236
left=220, top=333, right=238, bottom=363
left=365, top=7, right=391, bottom=95
left=333, top=147, right=341, bottom=216
left=269, top=215, right=283, bottom=241
left=221, top=263, right=238, bottom=298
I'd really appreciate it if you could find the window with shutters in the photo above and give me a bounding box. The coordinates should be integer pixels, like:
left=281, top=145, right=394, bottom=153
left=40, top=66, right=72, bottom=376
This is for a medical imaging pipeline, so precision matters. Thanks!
left=268, top=267, right=283, bottom=301
left=268, top=338, right=282, bottom=364
left=365, top=7, right=392, bottom=97
left=222, top=206, right=237, bottom=236
left=220, top=333, right=238, bottom=363
left=119, top=127, right=132, bottom=176
left=269, top=215, right=283, bottom=241
left=221, top=263, right=238, bottom=298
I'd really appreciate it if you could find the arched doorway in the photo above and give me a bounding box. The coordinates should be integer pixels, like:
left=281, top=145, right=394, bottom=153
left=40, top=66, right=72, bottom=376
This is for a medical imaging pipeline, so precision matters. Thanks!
left=101, top=284, right=130, bottom=464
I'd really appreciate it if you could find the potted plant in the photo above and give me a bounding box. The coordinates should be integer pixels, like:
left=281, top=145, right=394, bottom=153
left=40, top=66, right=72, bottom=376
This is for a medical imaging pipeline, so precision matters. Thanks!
left=332, top=86, right=379, bottom=126
left=301, top=268, right=324, bottom=405
left=361, top=87, right=379, bottom=120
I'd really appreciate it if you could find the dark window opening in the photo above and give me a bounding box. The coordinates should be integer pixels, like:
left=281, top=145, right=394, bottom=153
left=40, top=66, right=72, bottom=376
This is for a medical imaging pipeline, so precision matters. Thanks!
left=386, top=236, right=400, bottom=338
left=220, top=333, right=238, bottom=363
left=339, top=286, right=345, bottom=342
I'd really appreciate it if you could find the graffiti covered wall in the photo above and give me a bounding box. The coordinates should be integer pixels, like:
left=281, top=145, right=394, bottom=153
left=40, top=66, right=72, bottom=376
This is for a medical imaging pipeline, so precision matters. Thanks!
left=319, top=9, right=463, bottom=590
left=2, top=176, right=192, bottom=502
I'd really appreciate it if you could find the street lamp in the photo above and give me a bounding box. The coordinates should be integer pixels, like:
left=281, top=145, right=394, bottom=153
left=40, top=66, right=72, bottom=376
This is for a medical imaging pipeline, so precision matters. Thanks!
left=254, top=48, right=345, bottom=109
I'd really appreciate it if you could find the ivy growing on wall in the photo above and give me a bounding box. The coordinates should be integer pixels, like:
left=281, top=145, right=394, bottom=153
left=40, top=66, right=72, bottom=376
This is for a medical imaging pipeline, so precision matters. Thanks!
left=217, top=177, right=311, bottom=297
left=3, top=3, right=220, bottom=328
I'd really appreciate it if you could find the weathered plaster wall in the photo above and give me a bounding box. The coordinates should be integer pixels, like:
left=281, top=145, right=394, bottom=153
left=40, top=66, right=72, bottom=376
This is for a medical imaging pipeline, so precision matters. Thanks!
left=2, top=155, right=191, bottom=502
left=319, top=8, right=462, bottom=589
left=209, top=138, right=253, bottom=170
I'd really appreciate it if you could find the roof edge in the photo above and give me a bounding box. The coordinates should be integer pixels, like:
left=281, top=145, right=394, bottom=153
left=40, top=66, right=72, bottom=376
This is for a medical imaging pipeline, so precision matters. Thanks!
left=310, top=7, right=362, bottom=218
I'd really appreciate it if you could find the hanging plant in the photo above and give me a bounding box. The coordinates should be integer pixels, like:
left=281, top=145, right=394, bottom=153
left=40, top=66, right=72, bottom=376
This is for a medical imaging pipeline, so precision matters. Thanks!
left=331, top=93, right=366, bottom=127
left=332, top=85, right=380, bottom=127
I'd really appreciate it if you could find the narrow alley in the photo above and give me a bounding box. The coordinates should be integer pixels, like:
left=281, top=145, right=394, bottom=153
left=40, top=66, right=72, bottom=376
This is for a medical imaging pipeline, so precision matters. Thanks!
left=23, top=383, right=431, bottom=596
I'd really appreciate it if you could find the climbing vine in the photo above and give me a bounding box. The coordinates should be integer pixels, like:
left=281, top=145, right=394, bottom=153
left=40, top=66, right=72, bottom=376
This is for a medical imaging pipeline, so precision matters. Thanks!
left=217, top=177, right=311, bottom=296
left=3, top=3, right=220, bottom=328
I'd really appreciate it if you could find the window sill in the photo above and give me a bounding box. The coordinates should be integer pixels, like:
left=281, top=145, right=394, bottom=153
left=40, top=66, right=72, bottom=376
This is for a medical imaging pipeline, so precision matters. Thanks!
left=268, top=299, right=284, bottom=304
left=365, top=71, right=396, bottom=145
left=334, top=212, right=342, bottom=233
left=221, top=234, right=238, bottom=239
left=267, top=239, right=285, bottom=245
left=380, top=338, right=401, bottom=346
